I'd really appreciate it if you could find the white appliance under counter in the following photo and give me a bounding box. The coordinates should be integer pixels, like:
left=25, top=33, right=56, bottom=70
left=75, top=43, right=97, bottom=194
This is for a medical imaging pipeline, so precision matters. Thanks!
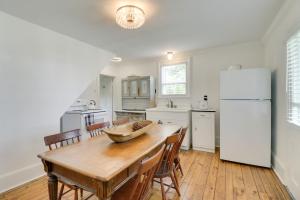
left=192, top=110, right=216, bottom=153
left=115, top=110, right=146, bottom=121
left=146, top=107, right=191, bottom=150
left=61, top=110, right=109, bottom=139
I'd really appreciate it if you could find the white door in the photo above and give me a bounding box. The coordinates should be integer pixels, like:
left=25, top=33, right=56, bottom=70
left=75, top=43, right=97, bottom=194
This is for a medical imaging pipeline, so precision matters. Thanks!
left=220, top=100, right=271, bottom=167
left=192, top=112, right=215, bottom=152
left=220, top=68, right=271, bottom=100
left=100, top=75, right=114, bottom=123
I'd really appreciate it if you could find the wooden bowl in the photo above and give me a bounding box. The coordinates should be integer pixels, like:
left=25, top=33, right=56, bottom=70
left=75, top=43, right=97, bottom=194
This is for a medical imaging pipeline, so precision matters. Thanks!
left=103, top=121, right=155, bottom=143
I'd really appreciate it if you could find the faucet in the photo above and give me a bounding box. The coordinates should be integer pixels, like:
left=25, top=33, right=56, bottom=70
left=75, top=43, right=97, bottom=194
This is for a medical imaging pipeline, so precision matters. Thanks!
left=167, top=98, right=174, bottom=108
left=89, top=100, right=96, bottom=106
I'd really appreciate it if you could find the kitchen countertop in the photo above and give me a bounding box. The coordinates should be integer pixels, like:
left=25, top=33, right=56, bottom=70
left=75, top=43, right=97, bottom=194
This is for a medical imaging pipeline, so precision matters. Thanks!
left=66, top=109, right=107, bottom=114
left=114, top=110, right=146, bottom=114
left=146, top=107, right=191, bottom=112
left=191, top=108, right=216, bottom=112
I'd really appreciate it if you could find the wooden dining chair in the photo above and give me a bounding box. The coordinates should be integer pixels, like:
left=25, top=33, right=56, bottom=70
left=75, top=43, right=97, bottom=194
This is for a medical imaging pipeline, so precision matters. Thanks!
left=111, top=144, right=166, bottom=200
left=153, top=134, right=181, bottom=200
left=112, top=117, right=129, bottom=126
left=86, top=121, right=110, bottom=137
left=174, top=127, right=188, bottom=176
left=44, top=129, right=86, bottom=200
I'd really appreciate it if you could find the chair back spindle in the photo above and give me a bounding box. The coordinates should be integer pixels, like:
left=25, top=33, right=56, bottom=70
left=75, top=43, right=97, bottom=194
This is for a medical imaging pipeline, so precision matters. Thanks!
left=161, top=134, right=181, bottom=175
left=86, top=121, right=110, bottom=138
left=153, top=132, right=182, bottom=200
left=175, top=127, right=187, bottom=154
left=130, top=144, right=165, bottom=200
left=112, top=117, right=129, bottom=126
left=44, top=129, right=81, bottom=151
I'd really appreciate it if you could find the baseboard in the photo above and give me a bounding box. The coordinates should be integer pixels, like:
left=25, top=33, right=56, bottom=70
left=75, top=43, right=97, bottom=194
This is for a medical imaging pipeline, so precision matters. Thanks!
left=180, top=145, right=191, bottom=150
left=272, top=165, right=286, bottom=186
left=272, top=167, right=296, bottom=200
left=272, top=152, right=298, bottom=200
left=271, top=152, right=286, bottom=183
left=0, top=162, right=45, bottom=193
left=192, top=147, right=215, bottom=153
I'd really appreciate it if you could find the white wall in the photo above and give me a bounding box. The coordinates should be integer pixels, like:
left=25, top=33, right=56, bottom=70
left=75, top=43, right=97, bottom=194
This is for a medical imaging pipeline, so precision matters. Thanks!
left=0, top=11, right=113, bottom=192
left=263, top=0, right=300, bottom=198
left=107, top=41, right=265, bottom=146
left=78, top=77, right=101, bottom=106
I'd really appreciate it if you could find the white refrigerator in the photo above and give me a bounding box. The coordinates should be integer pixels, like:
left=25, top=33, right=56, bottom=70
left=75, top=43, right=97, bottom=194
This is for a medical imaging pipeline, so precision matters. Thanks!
left=220, top=68, right=271, bottom=167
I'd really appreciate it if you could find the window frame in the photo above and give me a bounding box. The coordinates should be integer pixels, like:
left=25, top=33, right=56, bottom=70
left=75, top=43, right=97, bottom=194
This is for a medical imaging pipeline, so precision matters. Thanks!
left=158, top=58, right=191, bottom=98
left=286, top=29, right=300, bottom=127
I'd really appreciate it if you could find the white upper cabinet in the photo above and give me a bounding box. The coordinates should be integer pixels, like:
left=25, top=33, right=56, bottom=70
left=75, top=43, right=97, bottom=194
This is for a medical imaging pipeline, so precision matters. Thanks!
left=139, top=78, right=150, bottom=97
left=121, top=76, right=155, bottom=99
left=129, top=80, right=138, bottom=97
left=122, top=80, right=130, bottom=97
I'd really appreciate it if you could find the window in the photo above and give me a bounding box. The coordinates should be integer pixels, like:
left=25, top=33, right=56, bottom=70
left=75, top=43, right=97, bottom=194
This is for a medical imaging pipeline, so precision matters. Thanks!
left=287, top=30, right=300, bottom=126
left=159, top=60, right=189, bottom=96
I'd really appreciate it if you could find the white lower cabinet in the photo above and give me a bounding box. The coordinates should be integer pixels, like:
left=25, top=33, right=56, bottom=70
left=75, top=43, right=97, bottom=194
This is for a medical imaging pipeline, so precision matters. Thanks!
left=192, top=111, right=215, bottom=153
left=146, top=109, right=191, bottom=150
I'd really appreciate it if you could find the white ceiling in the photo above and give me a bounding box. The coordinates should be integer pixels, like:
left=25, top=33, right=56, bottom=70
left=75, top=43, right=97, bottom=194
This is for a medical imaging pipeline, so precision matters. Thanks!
left=0, top=0, right=283, bottom=59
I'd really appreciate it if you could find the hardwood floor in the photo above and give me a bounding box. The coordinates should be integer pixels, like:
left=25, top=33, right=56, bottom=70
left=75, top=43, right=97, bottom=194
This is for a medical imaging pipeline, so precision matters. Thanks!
left=0, top=150, right=291, bottom=200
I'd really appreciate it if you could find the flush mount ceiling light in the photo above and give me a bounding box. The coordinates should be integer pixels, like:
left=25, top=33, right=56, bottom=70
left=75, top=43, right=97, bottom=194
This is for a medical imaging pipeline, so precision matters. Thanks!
left=111, top=57, right=122, bottom=62
left=116, top=5, right=145, bottom=29
left=166, top=52, right=174, bottom=60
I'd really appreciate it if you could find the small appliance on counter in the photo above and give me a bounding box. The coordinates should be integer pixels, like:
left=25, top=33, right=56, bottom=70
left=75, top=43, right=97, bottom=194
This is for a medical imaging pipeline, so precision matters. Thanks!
left=69, top=99, right=88, bottom=111
left=88, top=99, right=96, bottom=110
left=199, top=95, right=209, bottom=110
left=195, top=95, right=210, bottom=110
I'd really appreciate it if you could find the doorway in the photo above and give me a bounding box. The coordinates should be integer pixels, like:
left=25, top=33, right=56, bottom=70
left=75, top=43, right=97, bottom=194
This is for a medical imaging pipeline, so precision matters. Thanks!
left=99, top=74, right=114, bottom=123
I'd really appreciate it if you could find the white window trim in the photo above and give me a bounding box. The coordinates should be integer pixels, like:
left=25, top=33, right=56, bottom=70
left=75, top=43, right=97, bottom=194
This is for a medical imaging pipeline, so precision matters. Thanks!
left=286, top=29, right=300, bottom=127
left=158, top=58, right=191, bottom=98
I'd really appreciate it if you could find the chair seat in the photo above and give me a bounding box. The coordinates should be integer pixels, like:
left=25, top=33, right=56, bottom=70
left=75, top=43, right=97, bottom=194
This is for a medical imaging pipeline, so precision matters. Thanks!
left=112, top=144, right=165, bottom=200
left=59, top=178, right=78, bottom=188
left=154, top=160, right=171, bottom=178
left=111, top=176, right=139, bottom=200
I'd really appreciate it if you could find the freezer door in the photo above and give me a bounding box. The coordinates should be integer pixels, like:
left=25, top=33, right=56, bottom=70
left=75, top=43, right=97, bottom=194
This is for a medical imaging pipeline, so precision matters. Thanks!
left=220, top=68, right=271, bottom=100
left=220, top=100, right=271, bottom=167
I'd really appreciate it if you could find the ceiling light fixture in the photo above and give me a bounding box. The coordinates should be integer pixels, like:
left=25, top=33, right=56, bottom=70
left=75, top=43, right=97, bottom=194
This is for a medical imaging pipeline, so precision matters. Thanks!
left=111, top=57, right=122, bottom=62
left=166, top=52, right=174, bottom=60
left=116, top=5, right=145, bottom=29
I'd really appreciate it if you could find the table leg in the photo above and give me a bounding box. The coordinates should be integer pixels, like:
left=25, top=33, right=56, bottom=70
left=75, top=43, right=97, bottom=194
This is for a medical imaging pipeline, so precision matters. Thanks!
left=48, top=174, right=58, bottom=200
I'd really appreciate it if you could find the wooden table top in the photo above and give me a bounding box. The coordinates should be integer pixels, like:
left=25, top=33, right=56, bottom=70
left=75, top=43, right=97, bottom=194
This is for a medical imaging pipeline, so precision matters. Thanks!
left=38, top=124, right=180, bottom=182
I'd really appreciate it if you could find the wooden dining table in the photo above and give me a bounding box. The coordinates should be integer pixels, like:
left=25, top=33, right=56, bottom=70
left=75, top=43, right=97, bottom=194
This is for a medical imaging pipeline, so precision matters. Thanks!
left=38, top=124, right=181, bottom=200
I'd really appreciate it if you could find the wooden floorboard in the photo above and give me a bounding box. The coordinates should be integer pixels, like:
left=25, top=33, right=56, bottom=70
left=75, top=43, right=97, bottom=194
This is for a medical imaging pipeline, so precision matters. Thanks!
left=0, top=150, right=291, bottom=200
